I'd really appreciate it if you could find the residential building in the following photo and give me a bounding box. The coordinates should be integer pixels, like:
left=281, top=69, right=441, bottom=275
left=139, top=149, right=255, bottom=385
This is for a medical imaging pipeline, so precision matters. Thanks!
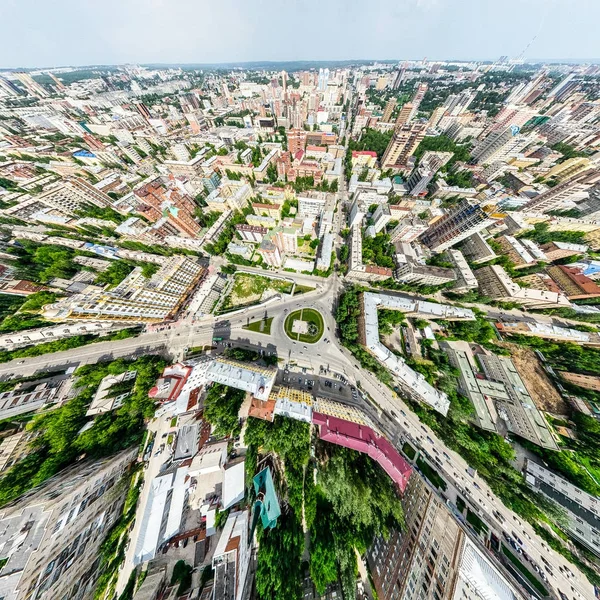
left=273, top=227, right=298, bottom=254
left=358, top=292, right=474, bottom=415
left=351, top=151, right=378, bottom=169
left=0, top=449, right=136, bottom=600
left=206, top=358, right=276, bottom=401
left=43, top=256, right=205, bottom=323
left=540, top=241, right=588, bottom=262
left=382, top=98, right=397, bottom=123
left=495, top=235, right=537, bottom=269
left=134, top=178, right=201, bottom=237
left=368, top=474, right=525, bottom=600
left=446, top=249, right=478, bottom=292
left=298, top=193, right=327, bottom=218
left=246, top=214, right=277, bottom=229
left=389, top=217, right=429, bottom=244
left=559, top=372, right=600, bottom=391
left=406, top=167, right=433, bottom=196
left=546, top=265, right=600, bottom=299
left=257, top=239, right=282, bottom=267
left=471, top=126, right=536, bottom=165
left=395, top=255, right=456, bottom=286
left=236, top=224, right=268, bottom=243
left=316, top=233, right=333, bottom=271
left=371, top=204, right=392, bottom=234
left=394, top=102, right=414, bottom=127
left=525, top=460, right=600, bottom=557
left=348, top=199, right=366, bottom=228
left=495, top=321, right=600, bottom=346
left=522, top=170, right=600, bottom=213
left=288, top=129, right=307, bottom=155
left=227, top=243, right=253, bottom=260
left=381, top=123, right=427, bottom=169
left=212, top=511, right=251, bottom=600
left=34, top=177, right=113, bottom=214
left=474, top=264, right=570, bottom=308
left=420, top=200, right=497, bottom=253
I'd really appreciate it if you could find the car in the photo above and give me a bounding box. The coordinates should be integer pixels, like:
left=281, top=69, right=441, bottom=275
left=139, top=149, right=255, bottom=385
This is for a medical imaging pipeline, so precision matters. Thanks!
left=303, top=345, right=307, bottom=350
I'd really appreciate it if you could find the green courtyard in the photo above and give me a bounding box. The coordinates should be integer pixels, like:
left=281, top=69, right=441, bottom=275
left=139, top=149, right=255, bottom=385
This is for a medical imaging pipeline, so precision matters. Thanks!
left=284, top=308, right=324, bottom=344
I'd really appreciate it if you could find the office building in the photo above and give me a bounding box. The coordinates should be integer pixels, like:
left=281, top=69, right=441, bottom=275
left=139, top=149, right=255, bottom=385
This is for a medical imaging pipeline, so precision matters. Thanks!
left=368, top=474, right=525, bottom=600
left=525, top=460, right=600, bottom=557
left=0, top=449, right=136, bottom=600
left=43, top=256, right=205, bottom=323
left=419, top=200, right=496, bottom=252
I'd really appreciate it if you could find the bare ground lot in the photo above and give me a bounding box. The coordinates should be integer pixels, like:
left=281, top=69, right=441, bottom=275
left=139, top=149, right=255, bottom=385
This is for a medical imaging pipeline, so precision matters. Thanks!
left=499, top=341, right=569, bottom=415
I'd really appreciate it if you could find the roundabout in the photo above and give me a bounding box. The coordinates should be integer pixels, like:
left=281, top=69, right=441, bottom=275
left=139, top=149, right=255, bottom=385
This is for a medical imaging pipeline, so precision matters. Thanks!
left=284, top=308, right=325, bottom=344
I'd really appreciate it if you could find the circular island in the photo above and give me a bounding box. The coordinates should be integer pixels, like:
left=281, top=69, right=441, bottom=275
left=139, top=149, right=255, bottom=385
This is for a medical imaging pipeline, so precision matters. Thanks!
left=284, top=308, right=325, bottom=344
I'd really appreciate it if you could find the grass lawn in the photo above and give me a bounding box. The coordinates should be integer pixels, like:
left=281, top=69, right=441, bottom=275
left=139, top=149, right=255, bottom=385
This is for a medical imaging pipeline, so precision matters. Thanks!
left=502, top=545, right=549, bottom=596
left=284, top=308, right=324, bottom=344
left=416, top=456, right=447, bottom=491
left=294, top=284, right=315, bottom=295
left=402, top=442, right=416, bottom=461
left=243, top=317, right=273, bottom=335
left=466, top=509, right=489, bottom=536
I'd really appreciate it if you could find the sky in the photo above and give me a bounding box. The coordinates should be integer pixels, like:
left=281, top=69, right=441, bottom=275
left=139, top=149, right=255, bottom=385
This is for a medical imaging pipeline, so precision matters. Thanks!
left=1, top=0, right=599, bottom=69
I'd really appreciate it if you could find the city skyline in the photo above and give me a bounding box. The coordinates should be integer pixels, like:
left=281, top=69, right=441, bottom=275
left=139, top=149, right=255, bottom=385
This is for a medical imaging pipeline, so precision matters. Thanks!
left=2, top=0, right=600, bottom=69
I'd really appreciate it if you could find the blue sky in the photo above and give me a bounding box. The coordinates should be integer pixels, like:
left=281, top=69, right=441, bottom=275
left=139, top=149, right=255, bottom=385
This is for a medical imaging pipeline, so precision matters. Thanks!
left=1, top=0, right=598, bottom=69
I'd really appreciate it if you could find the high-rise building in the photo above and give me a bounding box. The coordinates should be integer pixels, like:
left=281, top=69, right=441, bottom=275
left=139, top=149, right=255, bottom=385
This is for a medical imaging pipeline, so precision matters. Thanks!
left=371, top=204, right=392, bottom=233
left=382, top=123, right=427, bottom=169
left=0, top=76, right=23, bottom=97
left=410, top=82, right=428, bottom=118
left=368, top=474, right=525, bottom=600
left=0, top=449, right=136, bottom=600
left=288, top=129, right=307, bottom=155
left=317, top=68, right=330, bottom=91
left=471, top=126, right=536, bottom=165
left=522, top=170, right=600, bottom=213
left=43, top=256, right=205, bottom=323
left=419, top=200, right=496, bottom=252
left=13, top=72, right=49, bottom=98
left=382, top=98, right=397, bottom=123
left=35, top=177, right=114, bottom=215
left=389, top=217, right=429, bottom=243
left=547, top=73, right=578, bottom=101
left=257, top=239, right=283, bottom=267
left=394, top=102, right=414, bottom=127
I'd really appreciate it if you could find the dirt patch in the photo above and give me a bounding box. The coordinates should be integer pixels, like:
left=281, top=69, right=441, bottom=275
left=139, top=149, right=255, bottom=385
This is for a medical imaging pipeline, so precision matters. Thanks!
left=499, top=341, right=568, bottom=415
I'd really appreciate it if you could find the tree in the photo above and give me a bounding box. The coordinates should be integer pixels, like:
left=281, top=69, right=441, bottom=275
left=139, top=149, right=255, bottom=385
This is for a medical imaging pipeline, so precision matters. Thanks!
left=203, top=383, right=245, bottom=438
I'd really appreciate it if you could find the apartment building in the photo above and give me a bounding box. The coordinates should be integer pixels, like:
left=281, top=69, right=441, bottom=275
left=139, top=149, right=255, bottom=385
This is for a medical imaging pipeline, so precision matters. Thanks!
left=34, top=177, right=114, bottom=214
left=134, top=178, right=200, bottom=237
left=298, top=193, right=327, bottom=218
left=252, top=202, right=281, bottom=220
left=389, top=217, right=429, bottom=244
left=420, top=201, right=496, bottom=253
left=471, top=127, right=536, bottom=165
left=525, top=460, right=600, bottom=557
left=368, top=475, right=524, bottom=600
left=546, top=265, right=600, bottom=299
left=381, top=123, right=427, bottom=169
left=446, top=249, right=478, bottom=292
left=522, top=170, right=600, bottom=214
left=0, top=449, right=136, bottom=600
left=43, top=256, right=205, bottom=323
left=235, top=224, right=268, bottom=243
left=257, top=239, right=283, bottom=267
left=474, top=264, right=571, bottom=308
left=395, top=255, right=456, bottom=286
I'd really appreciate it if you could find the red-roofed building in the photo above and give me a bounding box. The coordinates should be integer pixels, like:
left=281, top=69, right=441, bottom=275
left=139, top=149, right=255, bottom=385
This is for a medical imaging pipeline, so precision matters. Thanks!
left=546, top=265, right=600, bottom=299
left=288, top=129, right=307, bottom=155
left=351, top=150, right=378, bottom=169
left=312, top=412, right=412, bottom=493
left=149, top=363, right=194, bottom=403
